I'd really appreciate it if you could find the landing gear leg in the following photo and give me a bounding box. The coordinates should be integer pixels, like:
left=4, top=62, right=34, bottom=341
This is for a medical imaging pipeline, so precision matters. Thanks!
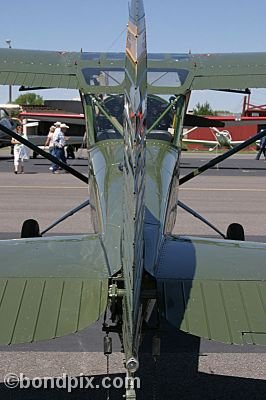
left=125, top=357, right=139, bottom=400
left=125, top=374, right=137, bottom=400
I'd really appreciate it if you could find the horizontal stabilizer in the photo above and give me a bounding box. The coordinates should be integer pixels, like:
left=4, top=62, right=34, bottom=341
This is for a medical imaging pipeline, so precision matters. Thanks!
left=156, top=235, right=266, bottom=345
left=0, top=235, right=109, bottom=345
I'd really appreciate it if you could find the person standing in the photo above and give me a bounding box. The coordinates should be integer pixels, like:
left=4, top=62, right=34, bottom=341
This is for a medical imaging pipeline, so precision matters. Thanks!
left=45, top=125, right=56, bottom=154
left=256, top=134, right=266, bottom=160
left=52, top=123, right=69, bottom=173
left=45, top=125, right=56, bottom=170
left=11, top=124, right=30, bottom=174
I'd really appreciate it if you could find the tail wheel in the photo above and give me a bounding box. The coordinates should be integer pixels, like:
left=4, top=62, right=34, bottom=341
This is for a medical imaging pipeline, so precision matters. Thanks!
left=226, top=223, right=245, bottom=241
left=21, top=219, right=41, bottom=238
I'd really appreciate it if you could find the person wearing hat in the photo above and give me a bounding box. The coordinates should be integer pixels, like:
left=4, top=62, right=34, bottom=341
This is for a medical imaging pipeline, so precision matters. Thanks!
left=60, top=123, right=69, bottom=129
left=52, top=123, right=69, bottom=173
left=11, top=124, right=30, bottom=174
left=54, top=121, right=61, bottom=130
left=53, top=121, right=61, bottom=142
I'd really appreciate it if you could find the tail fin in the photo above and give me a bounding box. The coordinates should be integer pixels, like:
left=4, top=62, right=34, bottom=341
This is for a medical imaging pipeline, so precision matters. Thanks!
left=122, top=0, right=147, bottom=358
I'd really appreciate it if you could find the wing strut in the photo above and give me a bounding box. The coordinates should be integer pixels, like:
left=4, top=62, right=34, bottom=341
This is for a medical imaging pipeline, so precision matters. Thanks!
left=0, top=122, right=88, bottom=184
left=177, top=200, right=226, bottom=238
left=41, top=199, right=91, bottom=235
left=180, top=129, right=266, bottom=186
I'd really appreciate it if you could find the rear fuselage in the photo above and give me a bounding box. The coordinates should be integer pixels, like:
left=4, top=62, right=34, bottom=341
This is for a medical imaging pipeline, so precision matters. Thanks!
left=88, top=137, right=180, bottom=276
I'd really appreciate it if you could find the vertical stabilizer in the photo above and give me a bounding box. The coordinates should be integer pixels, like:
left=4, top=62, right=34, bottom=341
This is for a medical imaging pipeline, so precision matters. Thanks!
left=122, top=0, right=147, bottom=361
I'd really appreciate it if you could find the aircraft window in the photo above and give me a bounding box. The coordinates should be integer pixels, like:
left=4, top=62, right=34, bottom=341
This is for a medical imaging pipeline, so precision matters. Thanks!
left=97, top=129, right=122, bottom=141
left=95, top=95, right=174, bottom=142
left=95, top=95, right=124, bottom=141
left=82, top=68, right=124, bottom=87
left=147, top=130, right=173, bottom=142
left=81, top=52, right=191, bottom=62
left=169, top=53, right=192, bottom=61
left=148, top=53, right=168, bottom=61
left=146, top=96, right=174, bottom=131
left=82, top=66, right=188, bottom=88
left=148, top=53, right=191, bottom=62
left=0, top=108, right=9, bottom=119
left=80, top=53, right=103, bottom=60
left=106, top=53, right=125, bottom=60
left=104, top=96, right=124, bottom=124
left=148, top=69, right=189, bottom=87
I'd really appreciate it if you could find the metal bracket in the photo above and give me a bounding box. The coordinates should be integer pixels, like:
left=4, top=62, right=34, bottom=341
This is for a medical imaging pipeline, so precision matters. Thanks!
left=108, top=283, right=126, bottom=298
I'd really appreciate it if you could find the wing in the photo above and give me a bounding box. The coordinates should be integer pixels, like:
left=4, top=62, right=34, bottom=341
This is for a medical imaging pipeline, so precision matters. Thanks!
left=0, top=234, right=110, bottom=345
left=156, top=235, right=266, bottom=345
left=0, top=48, right=125, bottom=94
left=231, top=140, right=245, bottom=146
left=146, top=52, right=266, bottom=94
left=27, top=135, right=85, bottom=148
left=20, top=111, right=85, bottom=126
left=2, top=50, right=266, bottom=95
left=0, top=48, right=80, bottom=90
left=188, top=53, right=266, bottom=92
left=182, top=138, right=218, bottom=147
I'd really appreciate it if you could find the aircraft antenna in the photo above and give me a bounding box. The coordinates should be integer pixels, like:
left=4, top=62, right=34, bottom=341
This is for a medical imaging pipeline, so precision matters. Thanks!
left=105, top=25, right=128, bottom=52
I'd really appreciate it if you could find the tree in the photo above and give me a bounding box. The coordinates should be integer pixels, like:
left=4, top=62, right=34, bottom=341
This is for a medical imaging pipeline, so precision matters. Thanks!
left=193, top=101, right=217, bottom=116
left=14, top=93, right=44, bottom=106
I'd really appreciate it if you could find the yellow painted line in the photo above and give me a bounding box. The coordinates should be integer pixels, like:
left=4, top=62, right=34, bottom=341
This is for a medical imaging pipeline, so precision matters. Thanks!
left=0, top=186, right=87, bottom=189
left=180, top=187, right=266, bottom=192
left=1, top=186, right=265, bottom=192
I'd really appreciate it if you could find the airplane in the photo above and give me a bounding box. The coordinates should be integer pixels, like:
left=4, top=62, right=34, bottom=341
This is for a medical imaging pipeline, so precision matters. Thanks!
left=0, top=1, right=266, bottom=398
left=0, top=103, right=86, bottom=153
left=0, top=105, right=42, bottom=150
left=0, top=109, right=86, bottom=157
left=182, top=126, right=246, bottom=151
left=0, top=109, right=53, bottom=150
left=0, top=108, right=19, bottom=148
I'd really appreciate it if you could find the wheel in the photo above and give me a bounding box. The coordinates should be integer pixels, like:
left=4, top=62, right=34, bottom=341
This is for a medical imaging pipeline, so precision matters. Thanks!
left=226, top=223, right=245, bottom=241
left=21, top=219, right=41, bottom=238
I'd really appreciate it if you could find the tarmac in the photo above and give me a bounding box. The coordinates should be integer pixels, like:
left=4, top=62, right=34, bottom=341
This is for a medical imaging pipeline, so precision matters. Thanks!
left=0, top=148, right=265, bottom=399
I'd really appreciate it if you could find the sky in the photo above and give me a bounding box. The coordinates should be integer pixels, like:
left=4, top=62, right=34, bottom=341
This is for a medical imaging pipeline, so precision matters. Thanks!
left=1, top=0, right=266, bottom=112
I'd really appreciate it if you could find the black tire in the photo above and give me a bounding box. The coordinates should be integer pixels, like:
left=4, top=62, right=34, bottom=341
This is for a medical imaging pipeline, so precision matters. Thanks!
left=226, top=223, right=245, bottom=241
left=21, top=219, right=41, bottom=238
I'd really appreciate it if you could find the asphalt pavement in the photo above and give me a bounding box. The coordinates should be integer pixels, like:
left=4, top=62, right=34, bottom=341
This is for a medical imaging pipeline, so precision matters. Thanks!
left=0, top=149, right=265, bottom=399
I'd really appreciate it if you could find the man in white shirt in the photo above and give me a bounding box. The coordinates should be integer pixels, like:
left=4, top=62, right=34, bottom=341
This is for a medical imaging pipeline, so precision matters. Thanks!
left=52, top=123, right=69, bottom=173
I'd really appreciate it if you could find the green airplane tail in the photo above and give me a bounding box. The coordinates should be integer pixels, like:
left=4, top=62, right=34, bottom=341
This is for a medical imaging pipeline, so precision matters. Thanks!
left=122, top=0, right=147, bottom=359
